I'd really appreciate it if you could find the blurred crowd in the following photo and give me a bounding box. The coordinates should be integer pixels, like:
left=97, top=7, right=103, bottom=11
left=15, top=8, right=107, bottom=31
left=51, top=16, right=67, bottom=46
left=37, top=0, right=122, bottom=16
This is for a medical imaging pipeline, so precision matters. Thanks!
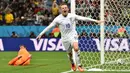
left=0, top=0, right=129, bottom=38
left=0, top=0, right=129, bottom=26
left=75, top=0, right=130, bottom=38
left=0, top=0, right=62, bottom=26
left=76, top=0, right=130, bottom=26
left=0, top=0, right=101, bottom=26
left=76, top=0, right=100, bottom=26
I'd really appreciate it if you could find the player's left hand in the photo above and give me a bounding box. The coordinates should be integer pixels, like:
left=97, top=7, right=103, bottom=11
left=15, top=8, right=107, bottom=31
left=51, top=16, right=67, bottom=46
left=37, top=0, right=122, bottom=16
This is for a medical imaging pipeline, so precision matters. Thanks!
left=96, top=20, right=104, bottom=24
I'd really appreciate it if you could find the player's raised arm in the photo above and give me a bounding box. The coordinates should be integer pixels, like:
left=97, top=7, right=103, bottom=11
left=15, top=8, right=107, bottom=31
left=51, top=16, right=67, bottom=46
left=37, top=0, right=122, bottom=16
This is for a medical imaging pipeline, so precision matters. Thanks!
left=36, top=19, right=57, bottom=40
left=74, top=14, right=104, bottom=24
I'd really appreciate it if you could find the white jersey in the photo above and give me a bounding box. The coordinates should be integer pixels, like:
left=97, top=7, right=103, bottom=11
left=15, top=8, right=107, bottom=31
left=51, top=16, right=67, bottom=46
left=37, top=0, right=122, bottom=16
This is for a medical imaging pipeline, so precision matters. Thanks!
left=52, top=13, right=77, bottom=41
left=39, top=13, right=97, bottom=41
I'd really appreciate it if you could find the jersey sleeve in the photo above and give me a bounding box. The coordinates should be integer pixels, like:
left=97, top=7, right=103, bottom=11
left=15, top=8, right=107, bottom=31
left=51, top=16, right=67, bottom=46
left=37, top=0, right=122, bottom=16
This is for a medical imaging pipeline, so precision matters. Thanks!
left=74, top=14, right=97, bottom=22
left=39, top=18, right=58, bottom=36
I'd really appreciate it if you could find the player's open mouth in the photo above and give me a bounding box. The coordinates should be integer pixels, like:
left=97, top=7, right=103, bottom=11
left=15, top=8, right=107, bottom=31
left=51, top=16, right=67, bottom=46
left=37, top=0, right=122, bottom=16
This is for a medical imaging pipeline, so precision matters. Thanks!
left=64, top=11, right=67, bottom=13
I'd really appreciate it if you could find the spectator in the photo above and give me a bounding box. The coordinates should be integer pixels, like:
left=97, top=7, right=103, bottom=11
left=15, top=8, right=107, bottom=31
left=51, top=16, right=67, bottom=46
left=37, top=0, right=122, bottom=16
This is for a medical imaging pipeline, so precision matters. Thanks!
left=48, top=33, right=54, bottom=38
left=52, top=25, right=61, bottom=38
left=62, top=0, right=70, bottom=7
left=105, top=31, right=112, bottom=38
left=41, top=34, right=47, bottom=38
left=42, top=14, right=50, bottom=25
left=117, top=25, right=128, bottom=38
left=0, top=11, right=4, bottom=25
left=56, top=0, right=62, bottom=5
left=33, top=0, right=40, bottom=6
left=10, top=0, right=19, bottom=13
left=113, top=32, right=118, bottom=38
left=11, top=31, right=19, bottom=38
left=51, top=1, right=59, bottom=17
left=90, top=32, right=97, bottom=38
left=4, top=8, right=14, bottom=25
left=80, top=30, right=88, bottom=37
left=29, top=31, right=36, bottom=38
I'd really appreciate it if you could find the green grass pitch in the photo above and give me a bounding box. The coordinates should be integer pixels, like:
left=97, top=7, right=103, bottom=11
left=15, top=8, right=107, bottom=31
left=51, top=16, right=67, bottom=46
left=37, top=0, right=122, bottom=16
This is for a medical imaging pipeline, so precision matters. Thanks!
left=0, top=52, right=130, bottom=73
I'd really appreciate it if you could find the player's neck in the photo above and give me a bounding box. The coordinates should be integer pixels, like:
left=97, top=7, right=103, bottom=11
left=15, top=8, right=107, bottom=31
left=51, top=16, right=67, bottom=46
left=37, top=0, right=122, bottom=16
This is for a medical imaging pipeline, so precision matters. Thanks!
left=62, top=14, right=68, bottom=17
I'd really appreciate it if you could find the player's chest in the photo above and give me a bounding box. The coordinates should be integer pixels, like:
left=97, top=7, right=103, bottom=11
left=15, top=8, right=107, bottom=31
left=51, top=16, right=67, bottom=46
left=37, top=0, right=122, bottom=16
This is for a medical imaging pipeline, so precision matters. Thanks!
left=58, top=17, right=74, bottom=25
left=58, top=18, right=74, bottom=29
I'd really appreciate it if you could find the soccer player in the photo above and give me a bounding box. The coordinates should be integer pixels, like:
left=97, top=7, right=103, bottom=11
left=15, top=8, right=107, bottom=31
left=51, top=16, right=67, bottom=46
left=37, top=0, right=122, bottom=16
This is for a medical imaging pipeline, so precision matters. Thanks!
left=36, top=3, right=103, bottom=72
left=8, top=45, right=31, bottom=66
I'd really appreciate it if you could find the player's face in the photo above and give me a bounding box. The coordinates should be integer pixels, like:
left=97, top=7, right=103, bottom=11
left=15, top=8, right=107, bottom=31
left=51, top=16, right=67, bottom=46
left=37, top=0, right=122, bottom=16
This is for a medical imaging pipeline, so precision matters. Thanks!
left=61, top=5, right=69, bottom=17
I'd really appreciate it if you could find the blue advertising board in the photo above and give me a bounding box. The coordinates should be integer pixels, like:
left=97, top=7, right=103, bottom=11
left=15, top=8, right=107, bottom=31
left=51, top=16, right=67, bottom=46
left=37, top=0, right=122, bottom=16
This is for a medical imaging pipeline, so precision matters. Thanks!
left=0, top=38, right=130, bottom=51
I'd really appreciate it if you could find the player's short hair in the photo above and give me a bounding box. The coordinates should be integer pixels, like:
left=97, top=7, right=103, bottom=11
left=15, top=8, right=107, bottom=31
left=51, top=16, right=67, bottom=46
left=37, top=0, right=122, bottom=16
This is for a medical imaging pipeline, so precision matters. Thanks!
left=60, top=3, right=68, bottom=8
left=19, top=45, right=26, bottom=48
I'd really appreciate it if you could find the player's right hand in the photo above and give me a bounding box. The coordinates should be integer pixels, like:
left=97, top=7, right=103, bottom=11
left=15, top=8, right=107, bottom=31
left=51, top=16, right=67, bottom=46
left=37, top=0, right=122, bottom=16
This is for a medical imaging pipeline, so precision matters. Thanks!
left=36, top=35, right=42, bottom=40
